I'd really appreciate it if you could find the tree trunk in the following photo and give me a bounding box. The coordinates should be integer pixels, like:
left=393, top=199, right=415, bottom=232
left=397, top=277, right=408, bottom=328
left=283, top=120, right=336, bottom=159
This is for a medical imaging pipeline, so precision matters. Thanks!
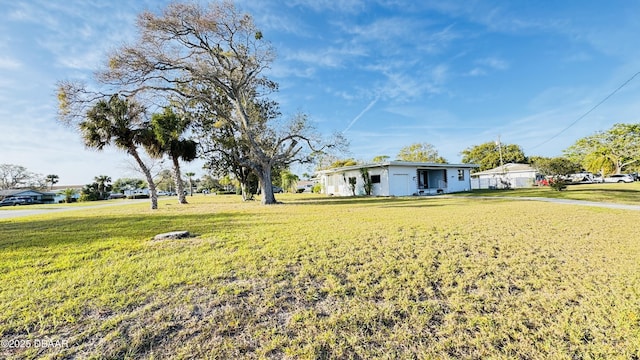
left=172, top=156, right=188, bottom=204
left=258, top=166, right=277, bottom=205
left=240, top=182, right=251, bottom=201
left=129, top=147, right=158, bottom=210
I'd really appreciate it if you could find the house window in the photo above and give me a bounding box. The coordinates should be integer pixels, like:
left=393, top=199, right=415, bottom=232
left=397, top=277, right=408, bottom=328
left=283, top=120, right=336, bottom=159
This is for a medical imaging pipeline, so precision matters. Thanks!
left=371, top=175, right=381, bottom=184
left=458, top=169, right=465, bottom=181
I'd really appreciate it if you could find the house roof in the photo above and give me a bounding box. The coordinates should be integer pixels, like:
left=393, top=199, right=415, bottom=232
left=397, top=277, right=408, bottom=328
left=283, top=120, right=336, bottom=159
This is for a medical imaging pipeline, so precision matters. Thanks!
left=0, top=189, right=51, bottom=197
left=50, top=185, right=84, bottom=191
left=317, top=161, right=479, bottom=174
left=470, top=163, right=538, bottom=177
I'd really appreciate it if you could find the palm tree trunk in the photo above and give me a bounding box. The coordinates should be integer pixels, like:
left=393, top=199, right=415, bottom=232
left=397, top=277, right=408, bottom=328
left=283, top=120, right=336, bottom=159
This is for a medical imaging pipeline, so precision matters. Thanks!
left=172, top=156, right=188, bottom=204
left=129, top=147, right=158, bottom=210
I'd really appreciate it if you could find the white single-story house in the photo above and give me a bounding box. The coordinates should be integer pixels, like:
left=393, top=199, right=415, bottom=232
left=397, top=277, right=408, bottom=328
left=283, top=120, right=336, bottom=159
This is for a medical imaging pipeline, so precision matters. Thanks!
left=317, top=161, right=478, bottom=197
left=124, top=188, right=149, bottom=196
left=470, top=163, right=543, bottom=189
left=0, top=189, right=57, bottom=203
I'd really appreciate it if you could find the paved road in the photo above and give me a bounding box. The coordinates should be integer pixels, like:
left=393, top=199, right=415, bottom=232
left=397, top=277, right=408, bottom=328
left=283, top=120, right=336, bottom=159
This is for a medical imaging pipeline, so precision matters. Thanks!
left=0, top=199, right=150, bottom=220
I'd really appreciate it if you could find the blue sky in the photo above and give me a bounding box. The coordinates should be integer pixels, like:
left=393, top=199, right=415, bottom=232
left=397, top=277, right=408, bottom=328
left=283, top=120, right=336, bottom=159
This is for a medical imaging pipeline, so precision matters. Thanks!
left=2, top=1, right=640, bottom=185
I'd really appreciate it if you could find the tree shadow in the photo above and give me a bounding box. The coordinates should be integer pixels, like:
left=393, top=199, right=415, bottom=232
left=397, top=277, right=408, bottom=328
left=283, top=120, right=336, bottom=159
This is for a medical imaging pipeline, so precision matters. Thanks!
left=287, top=196, right=425, bottom=206
left=0, top=212, right=259, bottom=251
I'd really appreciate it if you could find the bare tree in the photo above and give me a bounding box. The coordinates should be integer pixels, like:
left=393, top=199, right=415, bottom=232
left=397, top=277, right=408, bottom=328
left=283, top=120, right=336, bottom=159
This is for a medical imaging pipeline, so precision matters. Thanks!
left=0, top=164, right=29, bottom=190
left=0, top=164, right=45, bottom=190
left=95, top=1, right=339, bottom=204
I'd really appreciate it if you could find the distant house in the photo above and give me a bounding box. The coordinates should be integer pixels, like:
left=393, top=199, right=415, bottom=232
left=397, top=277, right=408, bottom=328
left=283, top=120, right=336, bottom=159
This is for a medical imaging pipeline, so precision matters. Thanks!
left=0, top=189, right=56, bottom=203
left=316, top=161, right=478, bottom=197
left=124, top=188, right=149, bottom=196
left=296, top=180, right=316, bottom=193
left=50, top=185, right=84, bottom=203
left=470, top=163, right=542, bottom=189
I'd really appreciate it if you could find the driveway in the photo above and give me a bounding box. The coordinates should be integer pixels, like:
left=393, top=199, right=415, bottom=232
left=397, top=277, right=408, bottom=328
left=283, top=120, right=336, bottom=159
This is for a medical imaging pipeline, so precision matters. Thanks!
left=0, top=199, right=150, bottom=220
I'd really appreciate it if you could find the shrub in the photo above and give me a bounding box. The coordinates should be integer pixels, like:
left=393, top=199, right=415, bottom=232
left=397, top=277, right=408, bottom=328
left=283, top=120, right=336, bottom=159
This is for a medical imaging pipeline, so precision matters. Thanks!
left=79, top=194, right=97, bottom=202
left=548, top=176, right=567, bottom=191
left=126, top=194, right=150, bottom=199
left=348, top=177, right=357, bottom=196
left=360, top=168, right=373, bottom=195
left=312, top=183, right=322, bottom=193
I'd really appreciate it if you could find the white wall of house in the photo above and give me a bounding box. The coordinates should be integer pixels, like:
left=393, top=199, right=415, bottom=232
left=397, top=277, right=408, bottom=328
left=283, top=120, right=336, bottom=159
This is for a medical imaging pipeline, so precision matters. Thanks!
left=319, top=163, right=475, bottom=196
left=124, top=188, right=150, bottom=196
left=470, top=163, right=541, bottom=189
left=323, top=167, right=389, bottom=196
left=471, top=170, right=538, bottom=189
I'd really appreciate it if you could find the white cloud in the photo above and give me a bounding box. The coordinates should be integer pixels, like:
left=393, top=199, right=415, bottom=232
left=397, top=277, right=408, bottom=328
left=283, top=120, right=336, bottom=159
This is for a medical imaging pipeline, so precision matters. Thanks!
left=563, top=52, right=592, bottom=63
left=0, top=56, right=21, bottom=70
left=287, top=0, right=365, bottom=13
left=477, top=57, right=509, bottom=70
left=431, top=64, right=449, bottom=84
left=286, top=48, right=348, bottom=68
left=467, top=67, right=486, bottom=77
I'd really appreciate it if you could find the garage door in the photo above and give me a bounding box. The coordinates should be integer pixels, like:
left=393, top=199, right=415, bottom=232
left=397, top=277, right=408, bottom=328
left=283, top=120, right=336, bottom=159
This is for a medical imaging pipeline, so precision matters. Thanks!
left=390, top=174, right=411, bottom=196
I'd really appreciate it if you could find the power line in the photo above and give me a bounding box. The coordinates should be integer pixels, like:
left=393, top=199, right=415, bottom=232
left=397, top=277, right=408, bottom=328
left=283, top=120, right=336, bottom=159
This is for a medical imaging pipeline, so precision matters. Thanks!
left=529, top=71, right=640, bottom=150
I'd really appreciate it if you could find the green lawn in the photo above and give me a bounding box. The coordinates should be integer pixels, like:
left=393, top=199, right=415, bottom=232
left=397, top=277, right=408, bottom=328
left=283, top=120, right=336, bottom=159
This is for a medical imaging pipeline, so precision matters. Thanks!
left=458, top=181, right=640, bottom=204
left=1, top=194, right=639, bottom=359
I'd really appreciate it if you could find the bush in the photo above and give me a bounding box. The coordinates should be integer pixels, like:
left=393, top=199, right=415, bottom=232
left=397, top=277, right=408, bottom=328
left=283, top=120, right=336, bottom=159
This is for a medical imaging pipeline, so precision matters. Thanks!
left=79, top=194, right=98, bottom=202
left=312, top=183, right=322, bottom=193
left=548, top=177, right=567, bottom=191
left=126, top=194, right=150, bottom=199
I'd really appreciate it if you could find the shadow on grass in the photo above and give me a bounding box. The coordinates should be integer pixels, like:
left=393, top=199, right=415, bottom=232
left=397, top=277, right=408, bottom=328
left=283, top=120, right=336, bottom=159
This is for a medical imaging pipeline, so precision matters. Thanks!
left=287, top=195, right=452, bottom=207
left=0, top=212, right=259, bottom=250
left=566, top=187, right=640, bottom=194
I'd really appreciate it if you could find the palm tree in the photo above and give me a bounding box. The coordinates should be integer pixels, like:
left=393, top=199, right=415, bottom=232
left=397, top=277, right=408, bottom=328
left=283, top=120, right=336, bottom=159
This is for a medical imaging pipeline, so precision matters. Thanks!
left=145, top=107, right=197, bottom=204
left=280, top=170, right=299, bottom=193
left=185, top=172, right=196, bottom=196
left=58, top=188, right=78, bottom=203
left=81, top=95, right=159, bottom=209
left=94, top=175, right=112, bottom=200
left=46, top=174, right=59, bottom=190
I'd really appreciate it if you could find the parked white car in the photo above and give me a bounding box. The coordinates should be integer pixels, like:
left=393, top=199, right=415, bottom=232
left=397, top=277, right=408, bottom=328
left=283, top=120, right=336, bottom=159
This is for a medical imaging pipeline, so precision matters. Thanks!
left=567, top=172, right=601, bottom=183
left=603, top=174, right=634, bottom=183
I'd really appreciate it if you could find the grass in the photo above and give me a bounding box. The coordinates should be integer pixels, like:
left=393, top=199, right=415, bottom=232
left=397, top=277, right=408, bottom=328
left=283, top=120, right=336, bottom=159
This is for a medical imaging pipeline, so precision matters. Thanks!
left=0, top=198, right=144, bottom=211
left=1, top=193, right=640, bottom=359
left=457, top=182, right=640, bottom=205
